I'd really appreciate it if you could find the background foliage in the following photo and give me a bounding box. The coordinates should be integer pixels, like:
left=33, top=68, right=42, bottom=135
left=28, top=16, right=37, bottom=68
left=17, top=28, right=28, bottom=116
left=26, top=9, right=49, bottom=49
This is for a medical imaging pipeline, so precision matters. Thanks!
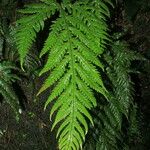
left=0, top=0, right=150, bottom=149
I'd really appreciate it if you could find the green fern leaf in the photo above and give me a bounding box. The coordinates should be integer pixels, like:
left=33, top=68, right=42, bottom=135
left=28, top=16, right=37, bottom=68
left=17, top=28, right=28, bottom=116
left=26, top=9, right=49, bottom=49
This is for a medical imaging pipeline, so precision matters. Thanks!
left=0, top=61, right=21, bottom=119
left=16, top=0, right=111, bottom=149
left=16, top=0, right=58, bottom=68
left=94, top=40, right=145, bottom=150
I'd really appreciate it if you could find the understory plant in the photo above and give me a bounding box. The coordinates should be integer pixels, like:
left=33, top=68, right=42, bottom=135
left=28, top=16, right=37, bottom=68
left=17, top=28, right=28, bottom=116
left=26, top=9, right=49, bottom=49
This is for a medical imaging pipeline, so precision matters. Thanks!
left=15, top=0, right=113, bottom=149
left=0, top=61, right=21, bottom=120
left=0, top=0, right=21, bottom=120
left=0, top=0, right=41, bottom=120
left=83, top=39, right=144, bottom=150
left=14, top=0, right=144, bottom=150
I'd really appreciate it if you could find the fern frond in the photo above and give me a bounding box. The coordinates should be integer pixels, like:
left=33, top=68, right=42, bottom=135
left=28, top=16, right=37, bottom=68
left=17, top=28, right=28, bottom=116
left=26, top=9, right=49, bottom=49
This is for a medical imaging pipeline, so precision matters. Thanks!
left=15, top=0, right=58, bottom=68
left=106, top=42, right=140, bottom=117
left=43, top=2, right=110, bottom=149
left=94, top=40, right=145, bottom=150
left=0, top=61, right=21, bottom=119
left=16, top=0, right=111, bottom=149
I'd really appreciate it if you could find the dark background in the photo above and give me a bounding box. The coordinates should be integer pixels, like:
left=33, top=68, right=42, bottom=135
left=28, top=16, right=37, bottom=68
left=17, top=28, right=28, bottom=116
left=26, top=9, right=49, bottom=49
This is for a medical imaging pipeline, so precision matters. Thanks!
left=0, top=0, right=150, bottom=149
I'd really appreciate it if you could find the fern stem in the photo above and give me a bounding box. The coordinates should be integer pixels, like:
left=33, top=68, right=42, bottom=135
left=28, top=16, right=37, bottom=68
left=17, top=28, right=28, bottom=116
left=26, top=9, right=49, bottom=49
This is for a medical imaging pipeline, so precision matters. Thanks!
left=61, top=5, right=77, bottom=149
